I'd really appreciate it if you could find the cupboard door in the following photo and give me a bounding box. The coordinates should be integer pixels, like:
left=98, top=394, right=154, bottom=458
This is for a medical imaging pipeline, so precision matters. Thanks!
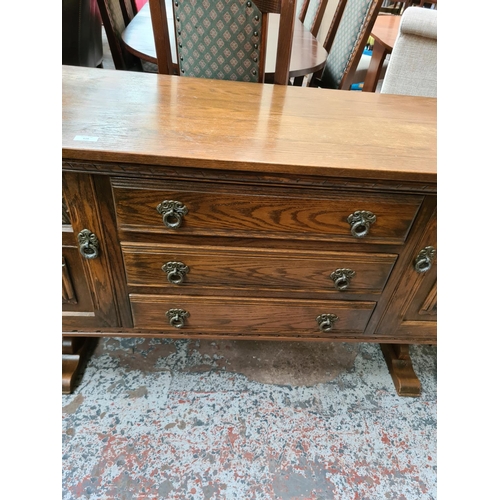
left=62, top=230, right=95, bottom=314
left=375, top=207, right=437, bottom=341
left=62, top=173, right=120, bottom=329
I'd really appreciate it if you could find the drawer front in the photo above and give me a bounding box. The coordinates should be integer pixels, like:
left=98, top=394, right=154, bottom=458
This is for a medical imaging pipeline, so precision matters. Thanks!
left=112, top=178, right=423, bottom=244
left=129, top=294, right=376, bottom=335
left=122, top=243, right=397, bottom=295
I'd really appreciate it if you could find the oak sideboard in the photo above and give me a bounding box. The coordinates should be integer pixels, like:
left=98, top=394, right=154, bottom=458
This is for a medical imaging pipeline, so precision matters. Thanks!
left=62, top=66, right=437, bottom=396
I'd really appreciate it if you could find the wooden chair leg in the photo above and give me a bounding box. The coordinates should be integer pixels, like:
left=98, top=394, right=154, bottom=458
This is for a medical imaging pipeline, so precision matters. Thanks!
left=293, top=76, right=305, bottom=86
left=380, top=343, right=421, bottom=397
left=308, top=69, right=323, bottom=87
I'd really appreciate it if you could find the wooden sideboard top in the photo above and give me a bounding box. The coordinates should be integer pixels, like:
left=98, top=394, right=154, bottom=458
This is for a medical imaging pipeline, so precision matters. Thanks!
left=62, top=66, right=436, bottom=183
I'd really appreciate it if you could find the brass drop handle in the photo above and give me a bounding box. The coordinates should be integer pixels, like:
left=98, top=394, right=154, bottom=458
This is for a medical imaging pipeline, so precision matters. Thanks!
left=414, top=246, right=436, bottom=273
left=156, top=200, right=188, bottom=229
left=162, top=261, right=190, bottom=284
left=347, top=210, right=376, bottom=238
left=166, top=308, right=190, bottom=328
left=316, top=313, right=339, bottom=332
left=330, top=268, right=355, bottom=291
left=77, top=229, right=99, bottom=260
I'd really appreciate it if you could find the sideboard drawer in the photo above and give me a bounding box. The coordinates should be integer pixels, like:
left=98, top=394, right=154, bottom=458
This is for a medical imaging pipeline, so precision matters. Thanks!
left=129, top=294, right=376, bottom=336
left=122, top=243, right=397, bottom=295
left=112, top=178, right=423, bottom=244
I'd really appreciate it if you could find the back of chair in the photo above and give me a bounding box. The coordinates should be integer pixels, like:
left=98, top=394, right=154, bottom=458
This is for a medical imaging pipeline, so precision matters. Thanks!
left=380, top=7, right=436, bottom=97
left=318, top=0, right=383, bottom=89
left=380, top=0, right=404, bottom=15
left=299, top=0, right=328, bottom=37
left=403, top=0, right=437, bottom=9
left=297, top=0, right=307, bottom=19
left=96, top=0, right=142, bottom=69
left=149, top=0, right=295, bottom=85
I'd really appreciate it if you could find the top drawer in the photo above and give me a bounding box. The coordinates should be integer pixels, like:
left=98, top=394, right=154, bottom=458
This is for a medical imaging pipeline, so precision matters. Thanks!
left=111, top=178, right=423, bottom=245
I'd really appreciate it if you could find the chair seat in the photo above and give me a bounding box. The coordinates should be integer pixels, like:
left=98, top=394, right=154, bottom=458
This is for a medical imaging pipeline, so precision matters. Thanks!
left=141, top=61, right=158, bottom=73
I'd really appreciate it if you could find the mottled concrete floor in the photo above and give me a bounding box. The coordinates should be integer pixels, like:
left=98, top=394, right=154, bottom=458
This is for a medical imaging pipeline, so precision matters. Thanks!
left=62, top=338, right=437, bottom=499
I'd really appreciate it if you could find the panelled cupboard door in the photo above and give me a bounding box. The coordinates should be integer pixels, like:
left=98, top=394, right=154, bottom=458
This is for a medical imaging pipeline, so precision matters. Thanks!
left=62, top=173, right=121, bottom=329
left=375, top=206, right=437, bottom=341
left=62, top=229, right=96, bottom=315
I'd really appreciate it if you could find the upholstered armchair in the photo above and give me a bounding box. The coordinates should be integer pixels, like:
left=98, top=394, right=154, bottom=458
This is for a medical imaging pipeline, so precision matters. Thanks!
left=380, top=6, right=437, bottom=97
left=62, top=0, right=103, bottom=67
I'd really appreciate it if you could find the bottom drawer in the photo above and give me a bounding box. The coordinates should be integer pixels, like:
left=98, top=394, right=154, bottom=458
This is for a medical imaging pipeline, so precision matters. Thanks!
left=130, top=294, right=376, bottom=336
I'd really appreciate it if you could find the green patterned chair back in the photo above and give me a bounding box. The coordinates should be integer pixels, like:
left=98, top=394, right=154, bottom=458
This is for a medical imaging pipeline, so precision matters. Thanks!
left=149, top=0, right=295, bottom=85
left=320, top=0, right=382, bottom=89
left=174, top=0, right=262, bottom=82
left=301, top=0, right=328, bottom=37
left=297, top=0, right=307, bottom=19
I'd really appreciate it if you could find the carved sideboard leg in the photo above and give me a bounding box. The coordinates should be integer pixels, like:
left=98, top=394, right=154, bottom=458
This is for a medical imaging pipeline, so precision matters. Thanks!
left=62, top=336, right=94, bottom=394
left=380, top=343, right=421, bottom=397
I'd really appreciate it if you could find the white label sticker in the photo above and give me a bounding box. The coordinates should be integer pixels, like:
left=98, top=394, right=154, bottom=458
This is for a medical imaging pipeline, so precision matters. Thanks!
left=74, top=135, right=99, bottom=142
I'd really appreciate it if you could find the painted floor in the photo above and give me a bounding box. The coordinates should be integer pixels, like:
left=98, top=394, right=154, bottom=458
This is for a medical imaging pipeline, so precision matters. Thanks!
left=62, top=338, right=437, bottom=499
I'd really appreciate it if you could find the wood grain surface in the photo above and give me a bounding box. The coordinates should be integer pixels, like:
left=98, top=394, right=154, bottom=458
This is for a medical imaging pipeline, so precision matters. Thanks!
left=62, top=66, right=437, bottom=395
left=111, top=178, right=424, bottom=244
left=129, top=294, right=376, bottom=334
left=121, top=242, right=397, bottom=294
left=62, top=66, right=437, bottom=183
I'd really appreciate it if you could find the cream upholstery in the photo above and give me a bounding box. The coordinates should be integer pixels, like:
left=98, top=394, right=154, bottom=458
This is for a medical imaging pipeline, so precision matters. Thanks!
left=380, top=7, right=437, bottom=96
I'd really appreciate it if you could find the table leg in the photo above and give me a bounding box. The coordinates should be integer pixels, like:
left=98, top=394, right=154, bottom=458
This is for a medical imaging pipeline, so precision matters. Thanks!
left=380, top=343, right=421, bottom=397
left=362, top=42, right=389, bottom=93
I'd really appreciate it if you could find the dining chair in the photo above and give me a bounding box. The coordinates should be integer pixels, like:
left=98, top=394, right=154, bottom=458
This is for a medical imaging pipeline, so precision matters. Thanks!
left=403, top=0, right=436, bottom=9
left=148, top=0, right=295, bottom=85
left=297, top=0, right=306, bottom=18
left=291, top=0, right=328, bottom=86
left=309, top=0, right=384, bottom=90
left=380, top=0, right=404, bottom=15
left=299, top=0, right=329, bottom=37
left=380, top=6, right=436, bottom=97
left=96, top=0, right=157, bottom=71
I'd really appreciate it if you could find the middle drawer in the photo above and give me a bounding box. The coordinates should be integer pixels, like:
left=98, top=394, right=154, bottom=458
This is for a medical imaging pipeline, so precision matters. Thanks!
left=122, top=243, right=397, bottom=296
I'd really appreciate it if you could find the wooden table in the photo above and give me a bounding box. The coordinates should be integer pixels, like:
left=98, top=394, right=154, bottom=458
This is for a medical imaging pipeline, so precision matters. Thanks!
left=122, top=2, right=328, bottom=79
left=363, top=15, right=402, bottom=92
left=62, top=66, right=436, bottom=397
